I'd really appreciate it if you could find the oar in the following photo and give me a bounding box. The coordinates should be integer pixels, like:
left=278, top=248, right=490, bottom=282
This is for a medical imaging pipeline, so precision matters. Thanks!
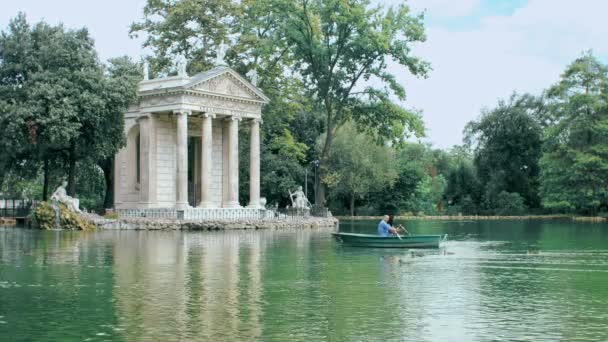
left=398, top=224, right=410, bottom=236
left=395, top=231, right=403, bottom=240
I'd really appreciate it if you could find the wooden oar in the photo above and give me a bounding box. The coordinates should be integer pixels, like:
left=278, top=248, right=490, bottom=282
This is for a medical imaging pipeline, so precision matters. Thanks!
left=398, top=224, right=410, bottom=236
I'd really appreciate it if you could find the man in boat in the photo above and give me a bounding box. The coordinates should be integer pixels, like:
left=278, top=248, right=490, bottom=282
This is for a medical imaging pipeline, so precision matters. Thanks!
left=378, top=215, right=402, bottom=237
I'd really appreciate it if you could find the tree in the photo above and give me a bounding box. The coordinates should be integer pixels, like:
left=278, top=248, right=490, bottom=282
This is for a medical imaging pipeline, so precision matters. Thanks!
left=96, top=57, right=141, bottom=208
left=494, top=191, right=527, bottom=215
left=444, top=147, right=481, bottom=214
left=324, top=123, right=397, bottom=216
left=464, top=93, right=543, bottom=210
left=130, top=0, right=238, bottom=74
left=539, top=53, right=608, bottom=214
left=0, top=14, right=139, bottom=208
left=284, top=0, right=428, bottom=205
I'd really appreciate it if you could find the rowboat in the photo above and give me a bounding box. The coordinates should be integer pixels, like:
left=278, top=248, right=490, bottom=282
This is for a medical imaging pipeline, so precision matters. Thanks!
left=332, top=232, right=446, bottom=248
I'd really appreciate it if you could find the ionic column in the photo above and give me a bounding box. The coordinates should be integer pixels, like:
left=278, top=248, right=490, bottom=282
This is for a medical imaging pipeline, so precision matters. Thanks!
left=247, top=118, right=262, bottom=208
left=225, top=116, right=241, bottom=208
left=198, top=113, right=215, bottom=208
left=175, top=109, right=190, bottom=209
left=138, top=113, right=154, bottom=206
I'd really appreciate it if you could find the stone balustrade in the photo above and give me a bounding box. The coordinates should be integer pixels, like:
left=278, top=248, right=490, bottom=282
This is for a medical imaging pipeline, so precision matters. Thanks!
left=116, top=207, right=284, bottom=221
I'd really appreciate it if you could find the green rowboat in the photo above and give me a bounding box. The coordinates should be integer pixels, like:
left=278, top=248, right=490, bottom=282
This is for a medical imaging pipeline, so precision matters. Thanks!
left=332, top=232, right=446, bottom=248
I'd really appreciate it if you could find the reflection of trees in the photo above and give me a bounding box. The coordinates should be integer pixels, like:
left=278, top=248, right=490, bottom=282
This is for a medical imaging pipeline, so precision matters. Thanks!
left=0, top=229, right=118, bottom=340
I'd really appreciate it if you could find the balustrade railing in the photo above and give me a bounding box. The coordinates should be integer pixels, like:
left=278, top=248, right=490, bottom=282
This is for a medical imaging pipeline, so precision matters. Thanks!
left=0, top=199, right=38, bottom=218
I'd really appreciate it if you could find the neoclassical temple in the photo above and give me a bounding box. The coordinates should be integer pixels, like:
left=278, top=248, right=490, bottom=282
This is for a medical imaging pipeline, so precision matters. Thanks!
left=113, top=58, right=268, bottom=212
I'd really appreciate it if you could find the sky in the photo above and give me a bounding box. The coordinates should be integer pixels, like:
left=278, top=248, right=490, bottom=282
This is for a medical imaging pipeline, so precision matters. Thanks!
left=1, top=0, right=607, bottom=148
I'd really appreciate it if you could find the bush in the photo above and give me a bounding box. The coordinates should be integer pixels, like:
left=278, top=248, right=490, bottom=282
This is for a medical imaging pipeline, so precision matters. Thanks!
left=34, top=201, right=94, bottom=230
left=494, top=191, right=527, bottom=215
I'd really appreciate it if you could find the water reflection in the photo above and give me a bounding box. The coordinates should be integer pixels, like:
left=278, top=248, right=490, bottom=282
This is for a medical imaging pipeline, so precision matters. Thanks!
left=1, top=221, right=608, bottom=341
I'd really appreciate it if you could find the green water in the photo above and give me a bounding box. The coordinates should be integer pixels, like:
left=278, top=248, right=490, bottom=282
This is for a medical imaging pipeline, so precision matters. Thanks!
left=1, top=220, right=607, bottom=341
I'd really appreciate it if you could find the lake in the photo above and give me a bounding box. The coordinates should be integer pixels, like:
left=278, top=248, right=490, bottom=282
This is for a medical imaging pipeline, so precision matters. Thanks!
left=1, top=219, right=607, bottom=341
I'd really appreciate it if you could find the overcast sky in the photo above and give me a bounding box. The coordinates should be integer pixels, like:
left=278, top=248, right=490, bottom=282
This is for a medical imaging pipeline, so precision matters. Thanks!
left=1, top=0, right=607, bottom=148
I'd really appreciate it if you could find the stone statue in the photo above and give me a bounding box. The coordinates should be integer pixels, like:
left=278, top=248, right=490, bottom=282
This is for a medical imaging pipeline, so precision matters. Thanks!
left=215, top=41, right=228, bottom=66
left=246, top=68, right=258, bottom=86
left=143, top=61, right=149, bottom=80
left=51, top=180, right=81, bottom=213
left=176, top=54, right=188, bottom=77
left=289, top=186, right=311, bottom=209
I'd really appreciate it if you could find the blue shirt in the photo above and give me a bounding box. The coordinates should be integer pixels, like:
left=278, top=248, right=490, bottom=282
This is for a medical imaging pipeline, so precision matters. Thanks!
left=378, top=220, right=391, bottom=237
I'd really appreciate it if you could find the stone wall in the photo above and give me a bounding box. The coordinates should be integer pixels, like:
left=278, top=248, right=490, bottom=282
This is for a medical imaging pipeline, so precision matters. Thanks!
left=94, top=217, right=338, bottom=231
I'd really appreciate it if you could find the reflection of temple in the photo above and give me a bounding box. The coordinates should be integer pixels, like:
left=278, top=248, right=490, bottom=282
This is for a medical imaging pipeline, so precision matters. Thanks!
left=113, top=64, right=269, bottom=210
left=112, top=231, right=265, bottom=340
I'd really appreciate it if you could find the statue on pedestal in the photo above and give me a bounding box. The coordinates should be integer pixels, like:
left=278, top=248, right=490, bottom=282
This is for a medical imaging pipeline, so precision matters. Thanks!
left=289, top=186, right=311, bottom=209
left=215, top=41, right=228, bottom=66
left=246, top=68, right=258, bottom=86
left=143, top=61, right=149, bottom=80
left=176, top=54, right=188, bottom=77
left=51, top=180, right=81, bottom=213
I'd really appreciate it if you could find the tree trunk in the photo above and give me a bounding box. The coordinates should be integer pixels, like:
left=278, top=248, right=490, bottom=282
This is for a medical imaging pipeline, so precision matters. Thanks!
left=99, top=157, right=114, bottom=209
left=67, top=142, right=76, bottom=197
left=350, top=193, right=355, bottom=217
left=43, top=158, right=50, bottom=201
left=316, top=105, right=335, bottom=207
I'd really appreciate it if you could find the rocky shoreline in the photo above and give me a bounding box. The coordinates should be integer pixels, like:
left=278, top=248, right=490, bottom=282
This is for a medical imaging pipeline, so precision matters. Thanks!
left=87, top=215, right=339, bottom=231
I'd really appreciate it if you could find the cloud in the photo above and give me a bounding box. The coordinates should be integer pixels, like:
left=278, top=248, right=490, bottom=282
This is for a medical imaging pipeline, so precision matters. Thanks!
left=393, top=0, right=608, bottom=148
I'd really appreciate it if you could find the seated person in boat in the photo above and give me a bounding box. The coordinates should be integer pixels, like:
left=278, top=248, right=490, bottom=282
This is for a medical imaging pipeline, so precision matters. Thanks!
left=378, top=215, right=402, bottom=237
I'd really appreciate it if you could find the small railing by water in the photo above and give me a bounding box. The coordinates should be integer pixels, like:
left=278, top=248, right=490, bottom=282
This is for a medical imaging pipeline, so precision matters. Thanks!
left=0, top=199, right=38, bottom=219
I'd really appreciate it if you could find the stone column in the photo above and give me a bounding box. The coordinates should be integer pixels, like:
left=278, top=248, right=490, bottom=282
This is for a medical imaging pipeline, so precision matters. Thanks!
left=247, top=118, right=262, bottom=208
left=198, top=113, right=215, bottom=208
left=225, top=116, right=241, bottom=208
left=175, top=110, right=190, bottom=210
left=138, top=114, right=154, bottom=206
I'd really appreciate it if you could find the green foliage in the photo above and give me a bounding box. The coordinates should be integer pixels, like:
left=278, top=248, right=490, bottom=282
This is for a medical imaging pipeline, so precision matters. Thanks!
left=0, top=14, right=140, bottom=203
left=34, top=201, right=94, bottom=230
left=284, top=0, right=428, bottom=203
left=444, top=150, right=481, bottom=214
left=465, top=93, right=543, bottom=209
left=494, top=191, right=527, bottom=215
left=130, top=0, right=238, bottom=74
left=539, top=53, right=608, bottom=214
left=324, top=123, right=397, bottom=215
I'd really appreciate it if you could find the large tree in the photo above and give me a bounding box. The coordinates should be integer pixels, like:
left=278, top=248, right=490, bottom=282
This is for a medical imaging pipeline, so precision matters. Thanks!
left=539, top=53, right=608, bottom=214
left=0, top=14, right=138, bottom=206
left=285, top=0, right=428, bottom=205
left=324, top=122, right=397, bottom=216
left=464, top=93, right=544, bottom=210
left=96, top=57, right=141, bottom=208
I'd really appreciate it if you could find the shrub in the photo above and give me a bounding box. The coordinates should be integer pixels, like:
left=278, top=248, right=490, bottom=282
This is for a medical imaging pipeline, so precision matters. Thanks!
left=494, top=191, right=527, bottom=215
left=34, top=201, right=94, bottom=230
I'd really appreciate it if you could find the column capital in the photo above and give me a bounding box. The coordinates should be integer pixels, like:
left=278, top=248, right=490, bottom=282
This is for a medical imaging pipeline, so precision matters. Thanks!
left=225, top=115, right=242, bottom=122
left=250, top=117, right=263, bottom=124
left=136, top=113, right=152, bottom=122
left=173, top=109, right=191, bottom=116
left=202, top=112, right=216, bottom=119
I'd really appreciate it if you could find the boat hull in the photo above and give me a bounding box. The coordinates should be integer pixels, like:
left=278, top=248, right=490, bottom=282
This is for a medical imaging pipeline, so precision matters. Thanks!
left=332, top=232, right=443, bottom=248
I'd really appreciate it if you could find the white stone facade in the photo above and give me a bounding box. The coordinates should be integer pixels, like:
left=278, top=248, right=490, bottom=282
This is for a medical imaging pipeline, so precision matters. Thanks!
left=114, top=66, right=268, bottom=210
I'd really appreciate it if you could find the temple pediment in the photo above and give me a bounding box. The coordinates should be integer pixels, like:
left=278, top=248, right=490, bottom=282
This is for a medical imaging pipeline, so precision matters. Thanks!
left=186, top=67, right=269, bottom=103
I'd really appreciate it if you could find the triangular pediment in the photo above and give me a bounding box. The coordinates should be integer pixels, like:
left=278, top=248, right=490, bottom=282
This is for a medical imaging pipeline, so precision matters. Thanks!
left=186, top=67, right=269, bottom=103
